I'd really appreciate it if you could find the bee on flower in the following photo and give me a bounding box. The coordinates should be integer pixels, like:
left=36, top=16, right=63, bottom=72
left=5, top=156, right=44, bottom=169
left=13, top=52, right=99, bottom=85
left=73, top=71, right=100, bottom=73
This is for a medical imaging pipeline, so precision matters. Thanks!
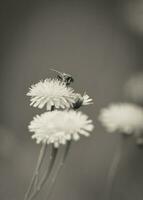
left=51, top=69, right=74, bottom=86
left=24, top=70, right=94, bottom=200
left=72, top=93, right=93, bottom=109
left=27, top=78, right=76, bottom=110
left=27, top=79, right=93, bottom=111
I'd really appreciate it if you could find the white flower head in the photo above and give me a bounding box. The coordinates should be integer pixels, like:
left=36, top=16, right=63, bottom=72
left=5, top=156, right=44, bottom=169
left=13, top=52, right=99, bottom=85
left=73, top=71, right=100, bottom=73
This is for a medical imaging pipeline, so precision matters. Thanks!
left=27, top=79, right=76, bottom=110
left=82, top=93, right=93, bottom=105
left=27, top=79, right=93, bottom=110
left=29, top=110, right=94, bottom=147
left=72, top=93, right=93, bottom=109
left=125, top=74, right=143, bottom=103
left=99, top=103, right=143, bottom=135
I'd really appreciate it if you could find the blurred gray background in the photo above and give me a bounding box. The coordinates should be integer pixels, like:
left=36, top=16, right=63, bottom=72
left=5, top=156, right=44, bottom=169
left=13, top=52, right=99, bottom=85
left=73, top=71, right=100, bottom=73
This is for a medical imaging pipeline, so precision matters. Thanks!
left=1, top=0, right=143, bottom=199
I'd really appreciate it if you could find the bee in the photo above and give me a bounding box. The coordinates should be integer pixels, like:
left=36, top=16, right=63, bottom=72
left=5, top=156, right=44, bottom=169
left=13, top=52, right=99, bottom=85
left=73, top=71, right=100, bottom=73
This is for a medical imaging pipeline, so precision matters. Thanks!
left=51, top=69, right=74, bottom=86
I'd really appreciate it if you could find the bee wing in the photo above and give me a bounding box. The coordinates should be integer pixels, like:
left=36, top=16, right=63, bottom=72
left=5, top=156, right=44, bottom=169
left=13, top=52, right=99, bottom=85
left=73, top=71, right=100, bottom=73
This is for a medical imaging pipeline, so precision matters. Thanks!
left=50, top=68, right=63, bottom=76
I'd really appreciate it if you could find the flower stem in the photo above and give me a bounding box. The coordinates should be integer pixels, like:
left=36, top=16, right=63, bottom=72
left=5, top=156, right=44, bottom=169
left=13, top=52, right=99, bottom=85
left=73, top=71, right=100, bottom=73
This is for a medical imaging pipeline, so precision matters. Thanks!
left=106, top=138, right=123, bottom=200
left=46, top=141, right=71, bottom=200
left=28, top=145, right=58, bottom=200
left=24, top=143, right=47, bottom=200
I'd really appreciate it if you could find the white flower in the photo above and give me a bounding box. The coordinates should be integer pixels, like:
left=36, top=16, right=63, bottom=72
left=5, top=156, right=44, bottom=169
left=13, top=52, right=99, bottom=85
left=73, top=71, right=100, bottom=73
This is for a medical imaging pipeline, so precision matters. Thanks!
left=27, top=79, right=92, bottom=110
left=29, top=110, right=94, bottom=147
left=99, top=103, right=143, bottom=135
left=125, top=74, right=143, bottom=103
left=82, top=93, right=93, bottom=105
left=72, top=93, right=93, bottom=109
left=27, top=79, right=76, bottom=110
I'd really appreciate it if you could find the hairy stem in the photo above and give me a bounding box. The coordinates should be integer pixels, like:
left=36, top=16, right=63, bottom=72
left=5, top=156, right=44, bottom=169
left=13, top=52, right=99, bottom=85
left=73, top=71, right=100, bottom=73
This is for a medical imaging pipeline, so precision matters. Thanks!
left=28, top=146, right=58, bottom=200
left=46, top=141, right=71, bottom=200
left=24, top=143, right=47, bottom=200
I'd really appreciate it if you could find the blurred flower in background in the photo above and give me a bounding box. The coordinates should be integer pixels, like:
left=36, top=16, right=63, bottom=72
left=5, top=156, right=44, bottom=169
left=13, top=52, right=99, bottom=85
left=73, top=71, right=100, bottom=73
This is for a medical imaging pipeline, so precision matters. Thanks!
left=123, top=0, right=143, bottom=35
left=99, top=103, right=143, bottom=138
left=99, top=102, right=143, bottom=200
left=125, top=73, right=143, bottom=104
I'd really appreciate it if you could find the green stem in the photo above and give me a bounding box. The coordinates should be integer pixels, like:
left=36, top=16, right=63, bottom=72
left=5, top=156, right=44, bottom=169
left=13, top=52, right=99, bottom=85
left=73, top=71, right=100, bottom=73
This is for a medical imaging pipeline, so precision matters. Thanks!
left=28, top=146, right=58, bottom=200
left=24, top=143, right=47, bottom=200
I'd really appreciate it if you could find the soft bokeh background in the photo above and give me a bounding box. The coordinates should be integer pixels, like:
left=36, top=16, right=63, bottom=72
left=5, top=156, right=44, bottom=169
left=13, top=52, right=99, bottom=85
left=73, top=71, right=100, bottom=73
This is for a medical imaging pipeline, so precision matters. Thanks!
left=1, top=0, right=143, bottom=199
